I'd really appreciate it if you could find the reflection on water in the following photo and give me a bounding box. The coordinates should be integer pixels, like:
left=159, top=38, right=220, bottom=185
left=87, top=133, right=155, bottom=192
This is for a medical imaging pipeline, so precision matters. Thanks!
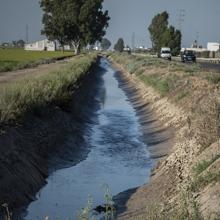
left=24, top=59, right=153, bottom=220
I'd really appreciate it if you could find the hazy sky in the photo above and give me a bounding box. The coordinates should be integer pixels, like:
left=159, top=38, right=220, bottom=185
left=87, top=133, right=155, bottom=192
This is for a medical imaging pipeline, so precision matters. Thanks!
left=0, top=0, right=220, bottom=48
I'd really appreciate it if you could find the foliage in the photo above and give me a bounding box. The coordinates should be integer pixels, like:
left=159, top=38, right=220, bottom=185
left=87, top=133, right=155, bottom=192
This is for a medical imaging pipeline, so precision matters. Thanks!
left=191, top=155, right=220, bottom=192
left=148, top=11, right=182, bottom=55
left=77, top=196, right=94, bottom=220
left=101, top=38, right=111, bottom=51
left=12, top=39, right=25, bottom=48
left=193, top=155, right=220, bottom=177
left=114, top=38, right=124, bottom=52
left=40, top=0, right=110, bottom=54
left=0, top=54, right=97, bottom=124
left=148, top=11, right=169, bottom=53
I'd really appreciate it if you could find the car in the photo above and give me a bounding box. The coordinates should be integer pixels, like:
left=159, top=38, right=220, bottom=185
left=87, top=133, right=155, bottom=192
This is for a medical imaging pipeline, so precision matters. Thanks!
left=160, top=47, right=171, bottom=61
left=181, top=49, right=196, bottom=63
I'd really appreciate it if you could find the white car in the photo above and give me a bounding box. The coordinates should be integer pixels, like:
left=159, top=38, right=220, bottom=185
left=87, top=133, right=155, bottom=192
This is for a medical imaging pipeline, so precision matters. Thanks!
left=160, top=47, right=171, bottom=61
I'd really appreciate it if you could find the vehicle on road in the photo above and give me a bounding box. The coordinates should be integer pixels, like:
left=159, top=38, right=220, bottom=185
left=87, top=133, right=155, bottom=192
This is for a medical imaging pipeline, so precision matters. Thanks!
left=180, top=49, right=196, bottom=63
left=160, top=47, right=171, bottom=61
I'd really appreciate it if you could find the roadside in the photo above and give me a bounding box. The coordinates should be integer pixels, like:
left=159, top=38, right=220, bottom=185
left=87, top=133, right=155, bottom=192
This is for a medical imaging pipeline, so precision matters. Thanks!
left=109, top=53, right=220, bottom=220
left=133, top=52, right=220, bottom=71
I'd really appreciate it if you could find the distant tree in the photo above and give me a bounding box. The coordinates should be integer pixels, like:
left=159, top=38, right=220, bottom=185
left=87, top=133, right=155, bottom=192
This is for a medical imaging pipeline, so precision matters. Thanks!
left=12, top=39, right=25, bottom=48
left=40, top=0, right=110, bottom=54
left=114, top=38, right=124, bottom=52
left=148, top=11, right=181, bottom=55
left=16, top=39, right=25, bottom=48
left=101, top=38, right=111, bottom=50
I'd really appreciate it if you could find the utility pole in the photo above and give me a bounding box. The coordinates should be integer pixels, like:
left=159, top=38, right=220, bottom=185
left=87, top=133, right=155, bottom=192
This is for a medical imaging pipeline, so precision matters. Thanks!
left=196, top=31, right=200, bottom=46
left=26, top=24, right=29, bottom=43
left=178, top=9, right=185, bottom=31
left=131, top=32, right=135, bottom=50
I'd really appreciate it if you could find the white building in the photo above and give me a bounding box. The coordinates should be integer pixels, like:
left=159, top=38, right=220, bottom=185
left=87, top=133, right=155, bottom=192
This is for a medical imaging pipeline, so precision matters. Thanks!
left=207, top=42, right=220, bottom=52
left=25, top=39, right=56, bottom=51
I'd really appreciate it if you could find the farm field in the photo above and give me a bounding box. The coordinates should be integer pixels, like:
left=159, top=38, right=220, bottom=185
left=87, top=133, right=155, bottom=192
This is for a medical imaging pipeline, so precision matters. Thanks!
left=0, top=48, right=73, bottom=72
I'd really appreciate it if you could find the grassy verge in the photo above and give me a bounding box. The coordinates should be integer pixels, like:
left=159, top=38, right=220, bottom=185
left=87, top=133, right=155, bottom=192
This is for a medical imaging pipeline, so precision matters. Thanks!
left=0, top=48, right=73, bottom=72
left=0, top=54, right=97, bottom=124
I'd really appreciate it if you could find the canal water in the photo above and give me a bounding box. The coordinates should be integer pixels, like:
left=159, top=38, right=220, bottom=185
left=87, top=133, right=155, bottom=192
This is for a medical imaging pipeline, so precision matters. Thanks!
left=24, top=59, right=154, bottom=220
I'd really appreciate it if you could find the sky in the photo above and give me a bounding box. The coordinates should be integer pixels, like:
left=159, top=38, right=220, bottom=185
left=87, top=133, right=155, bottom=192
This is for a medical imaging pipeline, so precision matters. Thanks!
left=0, top=0, right=220, bottom=48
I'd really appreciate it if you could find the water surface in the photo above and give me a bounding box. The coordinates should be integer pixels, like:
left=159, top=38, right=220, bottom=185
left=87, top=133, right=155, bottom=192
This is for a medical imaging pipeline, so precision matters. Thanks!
left=24, top=59, right=153, bottom=220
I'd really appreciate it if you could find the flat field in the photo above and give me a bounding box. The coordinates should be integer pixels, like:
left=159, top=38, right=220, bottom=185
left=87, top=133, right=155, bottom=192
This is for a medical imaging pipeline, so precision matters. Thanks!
left=0, top=48, right=73, bottom=72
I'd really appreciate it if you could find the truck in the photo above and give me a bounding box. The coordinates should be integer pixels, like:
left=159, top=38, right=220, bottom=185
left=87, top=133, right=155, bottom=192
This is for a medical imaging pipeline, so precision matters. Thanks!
left=160, top=47, right=171, bottom=61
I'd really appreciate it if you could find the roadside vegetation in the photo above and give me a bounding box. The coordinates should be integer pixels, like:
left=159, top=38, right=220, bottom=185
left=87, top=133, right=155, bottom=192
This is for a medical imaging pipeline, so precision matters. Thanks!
left=0, top=53, right=97, bottom=125
left=0, top=48, right=73, bottom=72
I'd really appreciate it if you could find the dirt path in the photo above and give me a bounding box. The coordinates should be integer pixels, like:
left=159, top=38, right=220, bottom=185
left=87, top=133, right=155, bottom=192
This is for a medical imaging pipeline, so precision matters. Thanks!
left=0, top=58, right=73, bottom=84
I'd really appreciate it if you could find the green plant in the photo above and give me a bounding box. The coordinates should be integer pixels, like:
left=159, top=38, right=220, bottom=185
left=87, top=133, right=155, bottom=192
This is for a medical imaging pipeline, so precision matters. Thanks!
left=78, top=196, right=95, bottom=220
left=102, top=184, right=115, bottom=220
left=191, top=171, right=220, bottom=192
left=193, top=155, right=220, bottom=177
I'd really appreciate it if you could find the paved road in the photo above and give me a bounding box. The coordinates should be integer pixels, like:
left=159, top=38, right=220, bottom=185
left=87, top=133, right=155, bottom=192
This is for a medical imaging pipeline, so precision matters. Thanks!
left=172, top=56, right=220, bottom=72
left=198, top=61, right=220, bottom=71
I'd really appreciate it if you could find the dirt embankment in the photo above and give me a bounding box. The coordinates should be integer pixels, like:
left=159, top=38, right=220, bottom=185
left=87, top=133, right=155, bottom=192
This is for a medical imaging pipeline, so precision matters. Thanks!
left=110, top=55, right=220, bottom=220
left=0, top=61, right=102, bottom=218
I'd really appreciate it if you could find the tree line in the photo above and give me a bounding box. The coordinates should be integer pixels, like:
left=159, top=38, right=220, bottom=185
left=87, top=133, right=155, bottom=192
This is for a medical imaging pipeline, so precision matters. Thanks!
left=40, top=2, right=181, bottom=55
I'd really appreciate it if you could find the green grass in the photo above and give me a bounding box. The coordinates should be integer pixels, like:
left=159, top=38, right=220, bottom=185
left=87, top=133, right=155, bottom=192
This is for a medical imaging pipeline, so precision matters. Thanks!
left=139, top=74, right=178, bottom=96
left=193, top=155, right=220, bottom=177
left=191, top=155, right=220, bottom=192
left=0, top=54, right=97, bottom=124
left=0, top=48, right=73, bottom=72
left=191, top=171, right=220, bottom=192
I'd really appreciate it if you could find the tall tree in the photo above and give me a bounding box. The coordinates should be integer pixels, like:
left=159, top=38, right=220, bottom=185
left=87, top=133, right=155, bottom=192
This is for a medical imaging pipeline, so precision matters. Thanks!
left=100, top=38, right=111, bottom=50
left=40, top=0, right=110, bottom=54
left=148, top=11, right=181, bottom=55
left=40, top=0, right=69, bottom=52
left=114, top=38, right=124, bottom=52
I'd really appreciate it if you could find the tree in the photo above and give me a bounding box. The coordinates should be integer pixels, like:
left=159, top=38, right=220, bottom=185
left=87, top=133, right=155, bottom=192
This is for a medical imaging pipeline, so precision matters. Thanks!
left=40, top=0, right=110, bottom=54
left=114, top=38, right=124, bottom=52
left=148, top=11, right=181, bottom=55
left=100, top=38, right=111, bottom=50
left=40, top=0, right=69, bottom=52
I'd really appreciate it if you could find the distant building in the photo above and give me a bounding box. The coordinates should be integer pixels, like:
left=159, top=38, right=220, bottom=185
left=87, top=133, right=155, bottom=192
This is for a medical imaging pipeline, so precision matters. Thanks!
left=25, top=39, right=56, bottom=51
left=207, top=42, right=220, bottom=52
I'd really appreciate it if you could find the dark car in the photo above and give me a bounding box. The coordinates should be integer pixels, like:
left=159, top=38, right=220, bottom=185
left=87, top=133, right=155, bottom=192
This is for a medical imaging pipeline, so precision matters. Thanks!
left=181, top=50, right=196, bottom=63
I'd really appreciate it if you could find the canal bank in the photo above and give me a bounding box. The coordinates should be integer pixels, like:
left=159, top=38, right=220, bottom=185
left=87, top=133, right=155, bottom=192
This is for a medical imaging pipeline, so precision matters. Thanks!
left=0, top=57, right=171, bottom=219
left=110, top=54, right=220, bottom=220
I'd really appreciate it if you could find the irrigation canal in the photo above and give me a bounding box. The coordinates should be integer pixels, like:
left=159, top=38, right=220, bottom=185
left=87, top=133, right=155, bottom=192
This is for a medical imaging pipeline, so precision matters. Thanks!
left=22, top=58, right=155, bottom=220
